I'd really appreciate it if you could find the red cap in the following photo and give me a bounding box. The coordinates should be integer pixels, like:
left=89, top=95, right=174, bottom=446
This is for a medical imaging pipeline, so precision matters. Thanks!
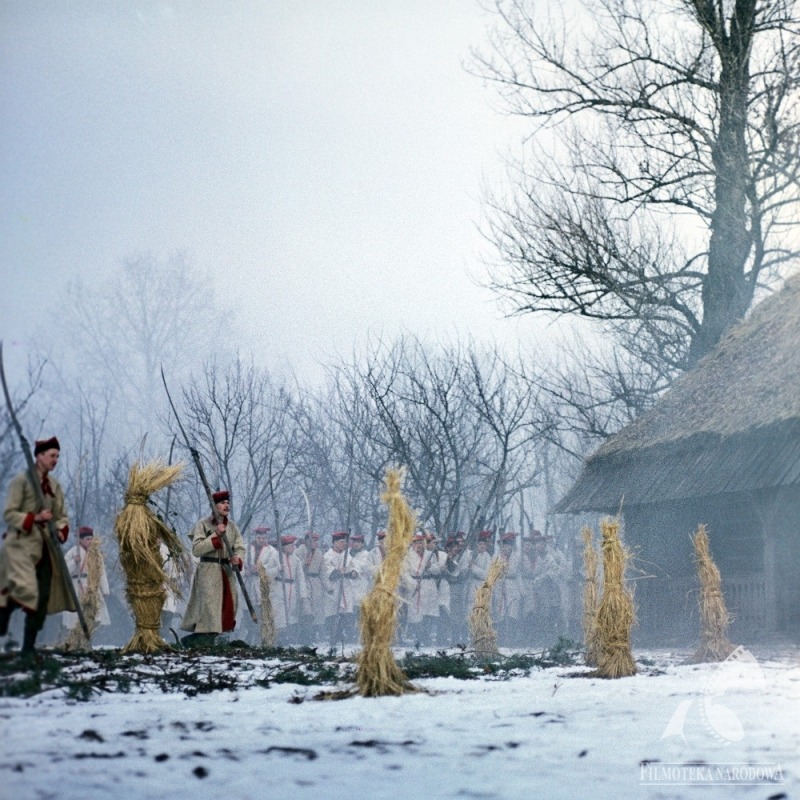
left=478, top=530, right=493, bottom=542
left=78, top=526, right=94, bottom=538
left=34, top=436, right=60, bottom=455
left=305, top=531, right=320, bottom=540
left=280, top=534, right=297, bottom=546
left=376, top=530, right=387, bottom=540
left=332, top=531, right=348, bottom=541
left=351, top=533, right=365, bottom=542
left=212, top=490, right=230, bottom=503
left=253, top=526, right=270, bottom=535
left=501, top=532, right=517, bottom=543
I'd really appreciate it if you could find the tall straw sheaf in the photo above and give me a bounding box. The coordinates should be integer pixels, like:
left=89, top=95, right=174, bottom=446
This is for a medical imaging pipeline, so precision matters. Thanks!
left=594, top=517, right=637, bottom=678
left=115, top=459, right=188, bottom=653
left=355, top=467, right=418, bottom=697
left=687, top=524, right=735, bottom=663
left=469, top=557, right=506, bottom=660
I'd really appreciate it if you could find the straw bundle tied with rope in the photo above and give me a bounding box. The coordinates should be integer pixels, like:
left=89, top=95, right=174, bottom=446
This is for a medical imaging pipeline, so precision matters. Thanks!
left=62, top=538, right=103, bottom=651
left=258, top=562, right=277, bottom=647
left=594, top=517, right=637, bottom=678
left=355, top=467, right=418, bottom=697
left=469, top=557, right=506, bottom=660
left=687, top=524, right=735, bottom=664
left=581, top=525, right=600, bottom=668
left=115, top=459, right=188, bottom=653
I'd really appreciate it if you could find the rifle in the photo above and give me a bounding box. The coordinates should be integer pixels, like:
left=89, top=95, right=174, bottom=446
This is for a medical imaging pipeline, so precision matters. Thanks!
left=161, top=367, right=258, bottom=623
left=0, top=341, right=91, bottom=640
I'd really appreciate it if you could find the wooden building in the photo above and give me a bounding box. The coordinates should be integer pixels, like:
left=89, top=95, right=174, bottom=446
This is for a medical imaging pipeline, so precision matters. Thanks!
left=556, top=277, right=800, bottom=642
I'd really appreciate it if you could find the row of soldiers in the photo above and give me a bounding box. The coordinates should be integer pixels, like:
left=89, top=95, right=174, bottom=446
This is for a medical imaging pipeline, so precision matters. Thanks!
left=220, top=520, right=571, bottom=649
left=1, top=438, right=570, bottom=654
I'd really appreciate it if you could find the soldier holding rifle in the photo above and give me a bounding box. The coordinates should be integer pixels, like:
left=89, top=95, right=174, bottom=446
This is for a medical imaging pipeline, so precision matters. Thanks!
left=1, top=437, right=71, bottom=654
left=180, top=490, right=246, bottom=647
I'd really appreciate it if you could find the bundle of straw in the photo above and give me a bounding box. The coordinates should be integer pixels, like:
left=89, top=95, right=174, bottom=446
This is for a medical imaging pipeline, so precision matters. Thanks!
left=62, top=538, right=104, bottom=651
left=581, top=526, right=600, bottom=667
left=355, top=467, right=417, bottom=697
left=115, top=459, right=187, bottom=653
left=595, top=517, right=637, bottom=678
left=687, top=524, right=735, bottom=663
left=469, top=557, right=506, bottom=660
left=258, top=562, right=277, bottom=648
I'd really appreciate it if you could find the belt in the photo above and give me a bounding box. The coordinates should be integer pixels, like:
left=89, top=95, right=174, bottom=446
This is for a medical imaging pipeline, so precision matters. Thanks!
left=200, top=556, right=230, bottom=564
left=275, top=577, right=295, bottom=583
left=306, top=572, right=320, bottom=577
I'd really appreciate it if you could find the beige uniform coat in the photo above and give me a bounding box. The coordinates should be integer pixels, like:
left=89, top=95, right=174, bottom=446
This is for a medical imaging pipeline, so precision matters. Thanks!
left=295, top=543, right=326, bottom=625
left=322, top=548, right=362, bottom=618
left=267, top=549, right=309, bottom=628
left=181, top=516, right=246, bottom=634
left=494, top=550, right=523, bottom=620
left=402, top=548, right=441, bottom=624
left=1, top=470, right=73, bottom=614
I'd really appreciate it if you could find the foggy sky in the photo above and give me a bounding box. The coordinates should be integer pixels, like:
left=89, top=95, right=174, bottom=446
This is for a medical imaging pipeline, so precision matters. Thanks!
left=1, top=0, right=562, bottom=383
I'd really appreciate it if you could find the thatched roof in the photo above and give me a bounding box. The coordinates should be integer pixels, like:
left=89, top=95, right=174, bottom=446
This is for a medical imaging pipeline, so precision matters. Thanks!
left=556, top=275, right=800, bottom=513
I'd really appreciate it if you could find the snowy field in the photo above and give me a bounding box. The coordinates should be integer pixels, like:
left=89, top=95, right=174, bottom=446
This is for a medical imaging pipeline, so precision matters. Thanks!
left=1, top=641, right=798, bottom=800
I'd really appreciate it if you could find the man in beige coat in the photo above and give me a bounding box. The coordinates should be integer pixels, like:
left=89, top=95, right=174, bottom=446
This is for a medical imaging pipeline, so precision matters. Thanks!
left=180, top=490, right=245, bottom=646
left=1, top=436, right=72, bottom=654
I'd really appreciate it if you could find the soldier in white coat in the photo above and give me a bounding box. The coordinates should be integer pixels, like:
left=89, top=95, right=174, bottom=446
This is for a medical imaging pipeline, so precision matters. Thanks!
left=267, top=535, right=308, bottom=644
left=493, top=532, right=523, bottom=645
left=296, top=531, right=325, bottom=643
left=437, top=534, right=462, bottom=645
left=324, top=531, right=361, bottom=644
left=402, top=532, right=441, bottom=645
left=62, top=526, right=110, bottom=631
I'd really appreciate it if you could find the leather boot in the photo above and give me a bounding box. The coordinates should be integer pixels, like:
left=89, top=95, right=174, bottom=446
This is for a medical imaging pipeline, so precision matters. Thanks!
left=21, top=625, right=38, bottom=654
left=0, top=604, right=11, bottom=636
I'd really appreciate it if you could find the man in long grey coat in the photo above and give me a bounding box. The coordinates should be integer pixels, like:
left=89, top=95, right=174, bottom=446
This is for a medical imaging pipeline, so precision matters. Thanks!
left=1, top=436, right=72, bottom=654
left=181, top=490, right=245, bottom=646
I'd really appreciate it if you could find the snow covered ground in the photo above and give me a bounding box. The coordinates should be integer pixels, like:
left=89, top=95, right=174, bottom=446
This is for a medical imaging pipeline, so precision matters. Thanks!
left=1, top=642, right=798, bottom=800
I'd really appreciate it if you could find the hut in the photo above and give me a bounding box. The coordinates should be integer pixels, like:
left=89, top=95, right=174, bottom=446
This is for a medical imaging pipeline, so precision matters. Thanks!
left=556, top=277, right=800, bottom=643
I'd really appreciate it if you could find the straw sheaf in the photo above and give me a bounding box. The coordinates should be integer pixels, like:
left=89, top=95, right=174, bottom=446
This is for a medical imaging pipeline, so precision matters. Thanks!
left=355, top=467, right=417, bottom=697
left=469, top=557, right=506, bottom=660
left=115, top=459, right=186, bottom=653
left=258, top=563, right=277, bottom=648
left=581, top=526, right=601, bottom=668
left=592, top=276, right=800, bottom=459
left=687, top=525, right=735, bottom=664
left=594, top=518, right=637, bottom=678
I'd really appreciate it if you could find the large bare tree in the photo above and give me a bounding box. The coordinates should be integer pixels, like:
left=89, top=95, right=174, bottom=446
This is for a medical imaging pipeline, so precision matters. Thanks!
left=475, top=0, right=800, bottom=374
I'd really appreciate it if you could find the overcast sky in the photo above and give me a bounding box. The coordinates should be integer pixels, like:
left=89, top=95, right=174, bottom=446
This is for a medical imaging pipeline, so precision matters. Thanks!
left=1, top=0, right=562, bottom=383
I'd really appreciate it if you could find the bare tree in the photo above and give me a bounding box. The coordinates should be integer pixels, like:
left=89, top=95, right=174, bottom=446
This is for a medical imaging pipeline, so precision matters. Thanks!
left=179, top=356, right=301, bottom=535
left=474, top=0, right=800, bottom=373
left=66, top=251, right=232, bottom=438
